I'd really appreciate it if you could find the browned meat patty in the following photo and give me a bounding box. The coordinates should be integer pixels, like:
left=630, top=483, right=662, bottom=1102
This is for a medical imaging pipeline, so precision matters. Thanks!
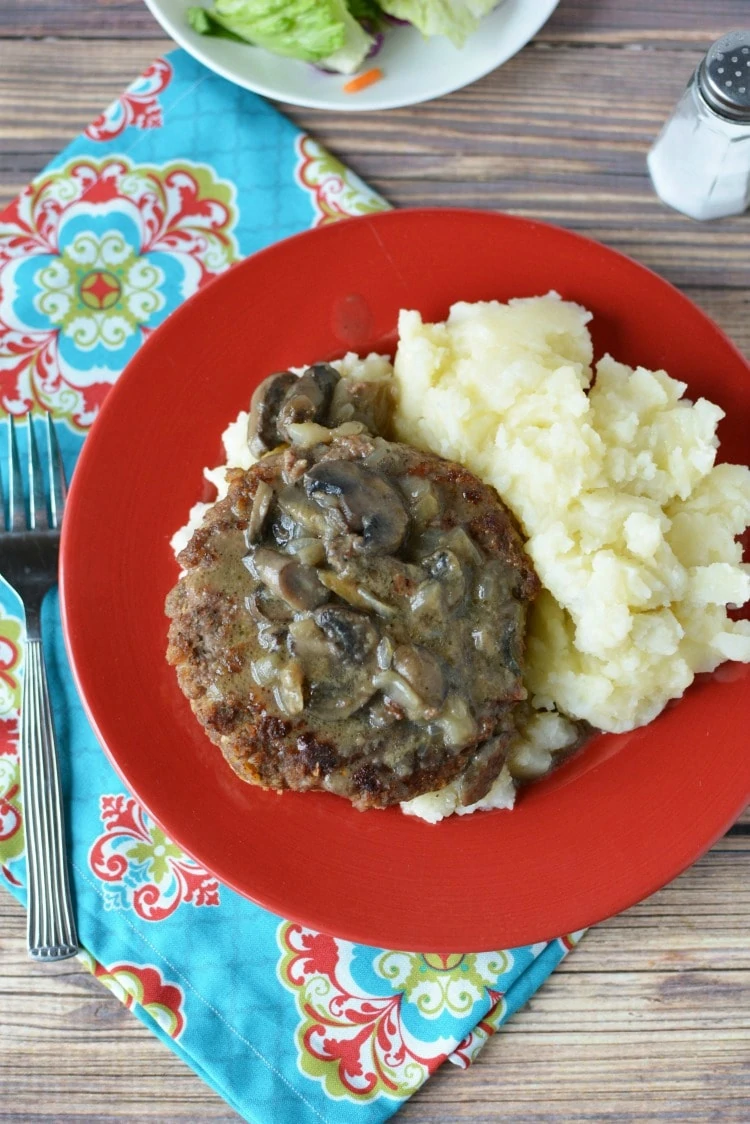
left=166, top=368, right=539, bottom=810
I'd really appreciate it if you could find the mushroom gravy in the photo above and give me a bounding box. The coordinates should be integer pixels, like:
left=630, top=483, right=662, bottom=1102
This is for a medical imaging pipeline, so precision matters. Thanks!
left=166, top=365, right=540, bottom=810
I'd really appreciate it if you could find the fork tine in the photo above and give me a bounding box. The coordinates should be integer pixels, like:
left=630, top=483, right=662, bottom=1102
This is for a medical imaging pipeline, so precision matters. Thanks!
left=27, top=415, right=49, bottom=531
left=8, top=415, right=27, bottom=531
left=46, top=415, right=67, bottom=530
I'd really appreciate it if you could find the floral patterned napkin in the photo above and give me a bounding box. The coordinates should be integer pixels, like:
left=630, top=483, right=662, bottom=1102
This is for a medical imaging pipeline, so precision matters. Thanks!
left=0, top=50, right=582, bottom=1123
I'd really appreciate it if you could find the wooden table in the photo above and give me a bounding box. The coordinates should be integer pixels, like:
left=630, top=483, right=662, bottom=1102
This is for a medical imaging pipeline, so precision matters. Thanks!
left=1, top=1, right=749, bottom=1120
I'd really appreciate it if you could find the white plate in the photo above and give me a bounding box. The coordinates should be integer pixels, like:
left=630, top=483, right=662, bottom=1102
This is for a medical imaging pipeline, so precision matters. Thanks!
left=143, top=0, right=560, bottom=111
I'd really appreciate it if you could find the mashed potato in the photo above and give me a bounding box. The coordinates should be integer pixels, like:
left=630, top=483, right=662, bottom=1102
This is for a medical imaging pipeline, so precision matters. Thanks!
left=392, top=294, right=750, bottom=734
left=173, top=294, right=750, bottom=822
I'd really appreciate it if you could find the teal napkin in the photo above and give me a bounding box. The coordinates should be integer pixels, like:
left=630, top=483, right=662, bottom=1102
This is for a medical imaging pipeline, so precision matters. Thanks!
left=0, top=49, right=582, bottom=1123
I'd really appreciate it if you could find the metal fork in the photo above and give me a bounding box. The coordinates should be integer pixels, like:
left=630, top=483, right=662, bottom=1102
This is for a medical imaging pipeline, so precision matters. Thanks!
left=1, top=415, right=78, bottom=960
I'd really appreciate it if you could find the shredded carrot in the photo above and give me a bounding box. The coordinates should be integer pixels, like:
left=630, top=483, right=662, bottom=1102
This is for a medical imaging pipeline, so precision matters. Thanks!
left=343, top=68, right=384, bottom=94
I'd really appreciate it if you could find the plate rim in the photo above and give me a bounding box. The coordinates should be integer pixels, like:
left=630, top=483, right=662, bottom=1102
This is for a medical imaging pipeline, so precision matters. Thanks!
left=60, top=206, right=750, bottom=952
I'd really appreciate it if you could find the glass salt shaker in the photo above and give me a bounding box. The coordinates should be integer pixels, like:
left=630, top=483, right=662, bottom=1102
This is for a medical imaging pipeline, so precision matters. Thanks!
left=647, top=30, right=750, bottom=220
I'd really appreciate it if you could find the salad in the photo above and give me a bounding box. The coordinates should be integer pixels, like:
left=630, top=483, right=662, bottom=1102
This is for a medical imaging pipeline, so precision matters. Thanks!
left=187, top=0, right=502, bottom=84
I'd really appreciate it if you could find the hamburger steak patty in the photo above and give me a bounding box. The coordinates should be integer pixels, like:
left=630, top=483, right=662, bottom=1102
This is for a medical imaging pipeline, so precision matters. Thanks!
left=166, top=366, right=540, bottom=810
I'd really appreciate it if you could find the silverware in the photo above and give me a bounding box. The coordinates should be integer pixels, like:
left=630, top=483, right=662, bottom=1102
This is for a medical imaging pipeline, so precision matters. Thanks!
left=1, top=415, right=78, bottom=960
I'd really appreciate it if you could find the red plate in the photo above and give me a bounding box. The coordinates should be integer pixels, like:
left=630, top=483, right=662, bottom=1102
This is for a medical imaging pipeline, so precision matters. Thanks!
left=60, top=209, right=750, bottom=952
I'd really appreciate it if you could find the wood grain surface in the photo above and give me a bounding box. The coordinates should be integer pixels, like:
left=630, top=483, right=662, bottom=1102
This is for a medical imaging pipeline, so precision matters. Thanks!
left=1, top=1, right=749, bottom=1121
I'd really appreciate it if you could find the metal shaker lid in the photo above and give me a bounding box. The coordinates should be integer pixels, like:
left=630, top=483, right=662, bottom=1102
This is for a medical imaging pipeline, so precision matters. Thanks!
left=698, top=30, right=750, bottom=122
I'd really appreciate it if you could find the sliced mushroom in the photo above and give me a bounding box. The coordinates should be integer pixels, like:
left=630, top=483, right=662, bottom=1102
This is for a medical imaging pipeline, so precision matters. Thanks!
left=371, top=669, right=428, bottom=723
left=443, top=526, right=483, bottom=566
left=245, top=480, right=274, bottom=544
left=309, top=676, right=378, bottom=721
left=251, top=651, right=308, bottom=712
left=454, top=736, right=507, bottom=807
left=245, top=597, right=288, bottom=652
left=244, top=546, right=329, bottom=612
left=392, top=645, right=446, bottom=710
left=284, top=421, right=336, bottom=449
left=376, top=636, right=394, bottom=670
left=408, top=579, right=444, bottom=639
left=305, top=460, right=409, bottom=555
left=400, top=476, right=440, bottom=528
left=274, top=662, right=305, bottom=717
left=276, top=486, right=332, bottom=538
left=247, top=371, right=297, bottom=457
left=421, top=548, right=466, bottom=609
left=432, top=694, right=477, bottom=748
left=317, top=570, right=396, bottom=619
left=266, top=508, right=297, bottom=548
left=328, top=378, right=394, bottom=436
left=285, top=536, right=326, bottom=567
left=284, top=419, right=367, bottom=449
left=414, top=525, right=482, bottom=567
left=245, top=590, right=293, bottom=624
left=313, top=605, right=378, bottom=663
left=250, top=654, right=281, bottom=687
left=351, top=586, right=397, bottom=619
left=287, top=617, right=333, bottom=666
left=244, top=545, right=286, bottom=585
left=276, top=566, right=329, bottom=613
left=277, top=364, right=340, bottom=437
left=329, top=548, right=423, bottom=605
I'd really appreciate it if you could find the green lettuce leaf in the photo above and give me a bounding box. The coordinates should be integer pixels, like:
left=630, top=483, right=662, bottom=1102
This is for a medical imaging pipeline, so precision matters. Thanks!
left=379, top=0, right=498, bottom=46
left=187, top=0, right=374, bottom=72
left=187, top=7, right=247, bottom=42
left=346, top=0, right=385, bottom=25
